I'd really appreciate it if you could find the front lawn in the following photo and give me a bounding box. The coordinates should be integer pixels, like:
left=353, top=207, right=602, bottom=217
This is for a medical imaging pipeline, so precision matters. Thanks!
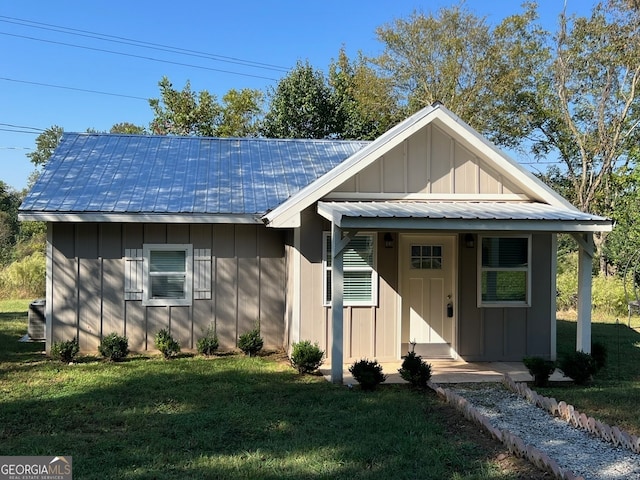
left=537, top=312, right=640, bottom=436
left=0, top=300, right=537, bottom=480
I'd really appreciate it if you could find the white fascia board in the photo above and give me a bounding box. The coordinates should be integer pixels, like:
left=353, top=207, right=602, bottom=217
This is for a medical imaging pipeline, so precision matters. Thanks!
left=263, top=106, right=438, bottom=228
left=18, top=212, right=263, bottom=224
left=333, top=216, right=612, bottom=233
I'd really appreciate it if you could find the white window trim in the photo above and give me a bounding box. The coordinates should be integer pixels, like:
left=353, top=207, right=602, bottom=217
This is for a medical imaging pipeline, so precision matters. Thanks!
left=477, top=234, right=531, bottom=308
left=142, top=244, right=193, bottom=307
left=322, top=232, right=378, bottom=307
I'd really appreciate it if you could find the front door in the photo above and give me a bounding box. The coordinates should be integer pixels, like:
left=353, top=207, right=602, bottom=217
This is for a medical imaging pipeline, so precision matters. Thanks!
left=400, top=234, right=456, bottom=358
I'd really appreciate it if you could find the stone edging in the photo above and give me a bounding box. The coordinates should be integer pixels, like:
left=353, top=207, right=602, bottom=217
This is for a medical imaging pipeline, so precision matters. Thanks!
left=501, top=374, right=640, bottom=455
left=427, top=380, right=584, bottom=480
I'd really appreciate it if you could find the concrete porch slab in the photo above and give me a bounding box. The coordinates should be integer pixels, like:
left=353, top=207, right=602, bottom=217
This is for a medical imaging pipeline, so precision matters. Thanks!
left=321, top=360, right=569, bottom=384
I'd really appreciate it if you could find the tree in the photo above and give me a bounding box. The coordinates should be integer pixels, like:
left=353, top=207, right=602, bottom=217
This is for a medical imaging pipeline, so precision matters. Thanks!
left=149, top=77, right=222, bottom=136
left=329, top=48, right=402, bottom=140
left=0, top=181, right=22, bottom=265
left=602, top=164, right=640, bottom=273
left=26, top=126, right=64, bottom=168
left=149, top=77, right=263, bottom=137
left=261, top=61, right=336, bottom=139
left=217, top=88, right=263, bottom=137
left=549, top=0, right=640, bottom=214
left=371, top=4, right=548, bottom=143
left=110, top=123, right=146, bottom=134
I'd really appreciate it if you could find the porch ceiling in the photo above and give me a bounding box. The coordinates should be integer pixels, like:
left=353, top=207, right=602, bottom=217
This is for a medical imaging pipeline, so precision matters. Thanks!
left=317, top=200, right=612, bottom=233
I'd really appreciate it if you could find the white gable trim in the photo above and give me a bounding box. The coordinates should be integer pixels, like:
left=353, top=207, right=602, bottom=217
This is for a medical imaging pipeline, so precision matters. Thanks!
left=263, top=104, right=578, bottom=228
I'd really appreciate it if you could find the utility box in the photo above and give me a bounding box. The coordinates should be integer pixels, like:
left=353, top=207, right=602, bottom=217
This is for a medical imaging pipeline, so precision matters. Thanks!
left=28, top=299, right=46, bottom=341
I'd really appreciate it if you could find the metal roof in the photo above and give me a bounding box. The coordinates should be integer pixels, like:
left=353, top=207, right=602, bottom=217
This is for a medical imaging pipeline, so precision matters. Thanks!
left=20, top=133, right=370, bottom=219
left=317, top=201, right=612, bottom=232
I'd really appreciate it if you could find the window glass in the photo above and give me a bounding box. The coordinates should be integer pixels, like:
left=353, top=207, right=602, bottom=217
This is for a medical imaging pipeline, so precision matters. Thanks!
left=479, top=236, right=530, bottom=305
left=410, top=244, right=443, bottom=270
left=143, top=244, right=192, bottom=306
left=323, top=233, right=377, bottom=306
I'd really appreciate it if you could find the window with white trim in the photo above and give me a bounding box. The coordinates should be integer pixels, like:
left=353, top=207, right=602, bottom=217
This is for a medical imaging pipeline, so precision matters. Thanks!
left=323, top=232, right=378, bottom=306
left=478, top=235, right=531, bottom=307
left=142, top=244, right=193, bottom=306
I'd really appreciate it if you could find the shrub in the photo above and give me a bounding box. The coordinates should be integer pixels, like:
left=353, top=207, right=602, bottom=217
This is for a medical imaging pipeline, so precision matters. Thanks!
left=523, top=356, right=556, bottom=387
left=98, top=332, right=129, bottom=361
left=238, top=327, right=264, bottom=357
left=197, top=324, right=219, bottom=356
left=0, top=251, right=46, bottom=298
left=398, top=351, right=432, bottom=388
left=559, top=351, right=597, bottom=385
left=154, top=329, right=180, bottom=359
left=591, top=341, right=607, bottom=371
left=290, top=340, right=324, bottom=374
left=51, top=337, right=79, bottom=363
left=349, top=359, right=386, bottom=391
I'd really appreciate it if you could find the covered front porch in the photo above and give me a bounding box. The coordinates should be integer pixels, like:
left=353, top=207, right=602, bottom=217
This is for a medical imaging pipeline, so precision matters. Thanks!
left=320, top=200, right=612, bottom=384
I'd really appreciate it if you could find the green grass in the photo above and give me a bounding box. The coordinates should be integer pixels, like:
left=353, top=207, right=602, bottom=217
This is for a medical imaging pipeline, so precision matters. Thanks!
left=538, top=313, right=640, bottom=436
left=0, top=300, right=519, bottom=480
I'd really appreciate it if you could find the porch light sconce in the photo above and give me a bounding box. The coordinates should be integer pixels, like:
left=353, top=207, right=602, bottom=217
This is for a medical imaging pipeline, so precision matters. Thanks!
left=384, top=232, right=394, bottom=248
left=465, top=233, right=475, bottom=249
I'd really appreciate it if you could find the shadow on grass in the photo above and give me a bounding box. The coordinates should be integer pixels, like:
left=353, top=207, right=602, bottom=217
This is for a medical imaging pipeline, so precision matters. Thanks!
left=0, top=355, right=504, bottom=480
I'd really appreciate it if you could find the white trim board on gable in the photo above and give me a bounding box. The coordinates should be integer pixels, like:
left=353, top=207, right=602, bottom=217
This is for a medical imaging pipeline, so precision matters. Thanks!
left=262, top=103, right=577, bottom=229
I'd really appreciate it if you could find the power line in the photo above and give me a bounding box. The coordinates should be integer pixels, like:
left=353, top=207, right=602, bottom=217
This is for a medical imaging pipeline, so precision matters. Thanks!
left=0, top=77, right=149, bottom=101
left=0, top=31, right=280, bottom=82
left=0, top=15, right=290, bottom=73
left=0, top=127, right=41, bottom=134
left=0, top=123, right=45, bottom=132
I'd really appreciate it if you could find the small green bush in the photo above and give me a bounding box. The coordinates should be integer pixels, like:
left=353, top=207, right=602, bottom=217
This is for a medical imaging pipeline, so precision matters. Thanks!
left=559, top=351, right=597, bottom=385
left=98, top=332, right=129, bottom=361
left=51, top=337, right=79, bottom=363
left=398, top=351, right=432, bottom=388
left=197, top=324, right=219, bottom=356
left=523, top=356, right=556, bottom=387
left=238, top=327, right=263, bottom=357
left=154, top=329, right=180, bottom=359
left=291, top=340, right=324, bottom=374
left=349, top=359, right=386, bottom=391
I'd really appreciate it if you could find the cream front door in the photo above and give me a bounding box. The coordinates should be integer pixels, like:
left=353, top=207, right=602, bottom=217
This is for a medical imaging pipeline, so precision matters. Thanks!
left=400, top=234, right=456, bottom=358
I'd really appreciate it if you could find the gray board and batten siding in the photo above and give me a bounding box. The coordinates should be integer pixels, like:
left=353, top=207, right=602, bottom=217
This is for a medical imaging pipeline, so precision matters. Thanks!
left=49, top=222, right=286, bottom=352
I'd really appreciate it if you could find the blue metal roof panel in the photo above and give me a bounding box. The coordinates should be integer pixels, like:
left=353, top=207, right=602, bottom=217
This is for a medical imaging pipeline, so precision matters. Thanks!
left=20, top=133, right=369, bottom=216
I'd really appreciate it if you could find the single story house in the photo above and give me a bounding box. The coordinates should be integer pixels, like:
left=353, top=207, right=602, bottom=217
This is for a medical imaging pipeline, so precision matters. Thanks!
left=19, top=103, right=611, bottom=382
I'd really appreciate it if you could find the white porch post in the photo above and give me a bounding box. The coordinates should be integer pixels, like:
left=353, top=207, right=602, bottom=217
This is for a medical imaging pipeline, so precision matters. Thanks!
left=331, top=222, right=344, bottom=384
left=575, top=233, right=594, bottom=353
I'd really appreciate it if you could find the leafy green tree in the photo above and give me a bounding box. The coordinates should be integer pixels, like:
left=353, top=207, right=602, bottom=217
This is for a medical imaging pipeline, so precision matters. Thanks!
left=329, top=48, right=401, bottom=140
left=261, top=61, right=336, bottom=139
left=26, top=126, right=64, bottom=168
left=0, top=181, right=22, bottom=265
left=149, top=77, right=222, bottom=136
left=371, top=4, right=548, bottom=144
left=110, top=123, right=146, bottom=134
left=218, top=88, right=264, bottom=137
left=149, top=77, right=263, bottom=137
left=548, top=0, right=640, bottom=215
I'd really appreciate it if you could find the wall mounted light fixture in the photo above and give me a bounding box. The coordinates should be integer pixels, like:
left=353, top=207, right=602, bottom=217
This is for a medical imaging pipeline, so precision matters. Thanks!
left=465, top=233, right=475, bottom=249
left=384, top=232, right=394, bottom=248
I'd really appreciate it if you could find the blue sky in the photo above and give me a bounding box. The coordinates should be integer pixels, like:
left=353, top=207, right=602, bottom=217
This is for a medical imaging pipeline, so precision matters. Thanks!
left=1, top=1, right=593, bottom=191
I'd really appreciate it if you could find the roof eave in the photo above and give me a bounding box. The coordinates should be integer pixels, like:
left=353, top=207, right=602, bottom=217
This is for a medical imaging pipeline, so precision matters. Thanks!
left=323, top=215, right=612, bottom=233
left=18, top=212, right=264, bottom=224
